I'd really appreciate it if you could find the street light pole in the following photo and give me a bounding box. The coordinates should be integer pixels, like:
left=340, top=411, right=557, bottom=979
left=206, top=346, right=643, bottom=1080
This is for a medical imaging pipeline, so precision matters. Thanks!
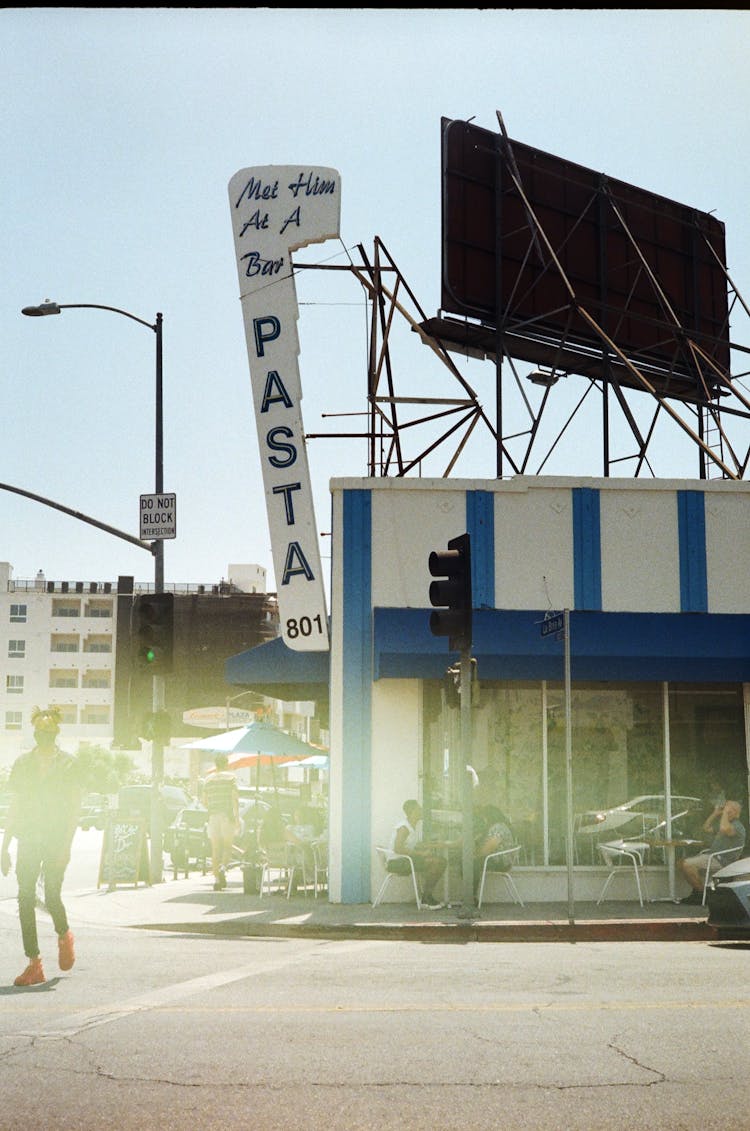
left=225, top=688, right=264, bottom=730
left=22, top=300, right=167, bottom=881
left=151, top=310, right=166, bottom=882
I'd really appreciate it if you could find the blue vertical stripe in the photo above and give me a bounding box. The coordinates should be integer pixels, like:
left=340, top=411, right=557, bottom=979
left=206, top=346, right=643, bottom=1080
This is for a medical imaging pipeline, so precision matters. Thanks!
left=340, top=489, right=373, bottom=902
left=572, top=488, right=602, bottom=610
left=466, top=490, right=495, bottom=608
left=678, top=491, right=708, bottom=612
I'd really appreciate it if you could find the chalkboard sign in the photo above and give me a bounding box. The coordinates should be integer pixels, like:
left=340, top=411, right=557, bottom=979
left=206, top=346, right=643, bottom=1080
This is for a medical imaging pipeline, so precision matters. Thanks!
left=98, top=816, right=150, bottom=889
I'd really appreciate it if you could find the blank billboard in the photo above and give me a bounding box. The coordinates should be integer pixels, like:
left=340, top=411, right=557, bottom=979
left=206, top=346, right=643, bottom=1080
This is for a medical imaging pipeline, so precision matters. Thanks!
left=438, top=118, right=729, bottom=398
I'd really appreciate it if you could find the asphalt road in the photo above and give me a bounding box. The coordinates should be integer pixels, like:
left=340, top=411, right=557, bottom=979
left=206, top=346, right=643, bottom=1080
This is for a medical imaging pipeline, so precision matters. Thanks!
left=1, top=829, right=748, bottom=1130
left=1, top=907, right=748, bottom=1127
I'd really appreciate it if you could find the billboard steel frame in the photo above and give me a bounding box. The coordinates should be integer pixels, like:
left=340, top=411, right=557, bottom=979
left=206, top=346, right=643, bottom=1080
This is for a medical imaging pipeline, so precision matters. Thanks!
left=297, top=117, right=750, bottom=480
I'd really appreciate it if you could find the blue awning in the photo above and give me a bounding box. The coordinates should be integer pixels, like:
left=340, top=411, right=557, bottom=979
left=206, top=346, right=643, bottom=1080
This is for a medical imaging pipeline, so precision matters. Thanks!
left=226, top=636, right=330, bottom=700
left=374, top=608, right=750, bottom=683
left=228, top=609, right=750, bottom=696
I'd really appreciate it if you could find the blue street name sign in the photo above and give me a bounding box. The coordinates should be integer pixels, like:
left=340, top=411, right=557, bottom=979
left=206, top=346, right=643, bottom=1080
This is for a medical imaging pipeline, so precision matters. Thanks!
left=541, top=613, right=564, bottom=637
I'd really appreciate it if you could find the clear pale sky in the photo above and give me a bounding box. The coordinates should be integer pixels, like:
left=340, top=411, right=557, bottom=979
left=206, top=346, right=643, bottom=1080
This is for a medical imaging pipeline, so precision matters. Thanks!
left=3, top=8, right=749, bottom=593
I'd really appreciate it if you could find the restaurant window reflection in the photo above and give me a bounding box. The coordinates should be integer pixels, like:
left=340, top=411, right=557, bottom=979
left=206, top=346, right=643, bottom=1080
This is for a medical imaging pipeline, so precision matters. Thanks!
left=422, top=678, right=748, bottom=870
left=668, top=685, right=747, bottom=814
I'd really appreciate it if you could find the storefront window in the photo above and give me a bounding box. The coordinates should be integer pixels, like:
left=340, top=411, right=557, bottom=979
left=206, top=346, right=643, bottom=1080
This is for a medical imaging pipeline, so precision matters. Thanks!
left=422, top=679, right=748, bottom=868
left=668, top=685, right=747, bottom=811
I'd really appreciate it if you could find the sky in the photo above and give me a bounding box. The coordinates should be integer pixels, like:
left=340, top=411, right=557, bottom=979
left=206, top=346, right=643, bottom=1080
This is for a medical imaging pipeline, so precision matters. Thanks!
left=3, top=8, right=750, bottom=595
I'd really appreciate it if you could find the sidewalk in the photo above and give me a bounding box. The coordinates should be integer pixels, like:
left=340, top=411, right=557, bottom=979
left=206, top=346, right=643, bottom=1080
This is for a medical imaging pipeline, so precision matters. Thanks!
left=34, top=870, right=717, bottom=944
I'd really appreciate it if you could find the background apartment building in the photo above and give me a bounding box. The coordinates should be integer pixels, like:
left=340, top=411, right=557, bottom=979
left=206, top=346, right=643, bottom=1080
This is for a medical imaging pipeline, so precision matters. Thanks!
left=0, top=561, right=279, bottom=769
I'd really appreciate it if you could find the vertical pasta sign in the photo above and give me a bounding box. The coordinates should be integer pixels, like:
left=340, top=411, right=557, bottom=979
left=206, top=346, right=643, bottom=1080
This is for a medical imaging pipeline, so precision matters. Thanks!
left=228, top=166, right=340, bottom=652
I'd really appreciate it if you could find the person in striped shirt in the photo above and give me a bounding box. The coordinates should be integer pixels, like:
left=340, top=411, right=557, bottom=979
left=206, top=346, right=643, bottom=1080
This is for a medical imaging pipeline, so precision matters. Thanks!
left=200, top=754, right=239, bottom=890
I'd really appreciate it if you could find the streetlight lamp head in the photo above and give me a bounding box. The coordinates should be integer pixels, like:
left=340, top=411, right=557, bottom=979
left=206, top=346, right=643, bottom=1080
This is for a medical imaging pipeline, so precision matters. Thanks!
left=527, top=368, right=560, bottom=388
left=21, top=301, right=61, bottom=317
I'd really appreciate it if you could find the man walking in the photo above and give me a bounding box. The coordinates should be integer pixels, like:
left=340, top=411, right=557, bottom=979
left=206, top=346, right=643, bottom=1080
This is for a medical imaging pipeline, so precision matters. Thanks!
left=200, top=753, right=240, bottom=890
left=1, top=707, right=81, bottom=986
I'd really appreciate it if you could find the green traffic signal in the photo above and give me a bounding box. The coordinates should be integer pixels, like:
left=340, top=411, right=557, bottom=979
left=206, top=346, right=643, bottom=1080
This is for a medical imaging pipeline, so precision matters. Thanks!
left=133, top=592, right=175, bottom=672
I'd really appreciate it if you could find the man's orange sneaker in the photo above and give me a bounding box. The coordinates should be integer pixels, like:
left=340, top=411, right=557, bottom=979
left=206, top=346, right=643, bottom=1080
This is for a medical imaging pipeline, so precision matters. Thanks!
left=58, top=930, right=75, bottom=971
left=14, top=958, right=45, bottom=986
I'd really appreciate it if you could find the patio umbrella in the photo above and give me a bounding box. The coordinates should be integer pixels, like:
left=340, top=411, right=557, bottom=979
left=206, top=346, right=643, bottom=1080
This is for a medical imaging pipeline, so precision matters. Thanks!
left=282, top=754, right=329, bottom=769
left=188, top=721, right=324, bottom=760
left=189, top=722, right=328, bottom=789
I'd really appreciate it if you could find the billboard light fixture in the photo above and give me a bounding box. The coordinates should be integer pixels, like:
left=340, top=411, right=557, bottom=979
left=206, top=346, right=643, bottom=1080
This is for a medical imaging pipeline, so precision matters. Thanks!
left=527, top=369, right=560, bottom=387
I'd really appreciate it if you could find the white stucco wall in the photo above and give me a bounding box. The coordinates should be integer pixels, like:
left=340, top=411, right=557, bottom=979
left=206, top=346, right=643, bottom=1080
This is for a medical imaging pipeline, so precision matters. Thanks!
left=493, top=480, right=574, bottom=610
left=599, top=485, right=681, bottom=611
left=370, top=482, right=469, bottom=608
left=705, top=488, right=750, bottom=613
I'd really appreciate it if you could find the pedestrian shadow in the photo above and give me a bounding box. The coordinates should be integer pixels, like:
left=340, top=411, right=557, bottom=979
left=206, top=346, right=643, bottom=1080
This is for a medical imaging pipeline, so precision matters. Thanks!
left=0, top=977, right=61, bottom=995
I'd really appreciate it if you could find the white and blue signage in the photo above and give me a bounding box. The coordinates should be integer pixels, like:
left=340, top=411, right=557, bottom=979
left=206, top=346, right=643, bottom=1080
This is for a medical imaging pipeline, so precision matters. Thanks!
left=228, top=166, right=340, bottom=652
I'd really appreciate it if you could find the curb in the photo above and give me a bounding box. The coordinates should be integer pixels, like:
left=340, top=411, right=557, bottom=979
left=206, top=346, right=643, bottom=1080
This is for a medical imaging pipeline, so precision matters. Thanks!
left=128, top=917, right=719, bottom=944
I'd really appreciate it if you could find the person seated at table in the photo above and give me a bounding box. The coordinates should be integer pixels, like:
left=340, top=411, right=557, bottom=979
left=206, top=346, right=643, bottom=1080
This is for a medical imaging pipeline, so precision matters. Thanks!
left=472, top=803, right=517, bottom=899
left=258, top=804, right=287, bottom=852
left=681, top=776, right=727, bottom=842
left=283, top=805, right=321, bottom=895
left=391, top=799, right=446, bottom=910
left=678, top=799, right=745, bottom=904
left=285, top=805, right=323, bottom=848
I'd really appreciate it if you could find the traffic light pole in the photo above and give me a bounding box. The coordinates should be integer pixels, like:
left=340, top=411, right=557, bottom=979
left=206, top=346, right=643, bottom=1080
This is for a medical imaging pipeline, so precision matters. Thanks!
left=428, top=533, right=474, bottom=910
left=459, top=648, right=475, bottom=911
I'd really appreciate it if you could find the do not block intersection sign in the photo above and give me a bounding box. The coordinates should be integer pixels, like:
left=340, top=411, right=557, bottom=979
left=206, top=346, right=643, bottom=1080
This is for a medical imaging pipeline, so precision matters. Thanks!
left=140, top=493, right=177, bottom=540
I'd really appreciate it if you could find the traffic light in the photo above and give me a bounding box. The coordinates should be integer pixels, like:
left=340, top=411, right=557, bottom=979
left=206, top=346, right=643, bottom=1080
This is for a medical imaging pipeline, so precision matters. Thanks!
left=138, top=709, right=172, bottom=743
left=428, top=532, right=472, bottom=651
left=133, top=592, right=174, bottom=671
left=443, top=663, right=461, bottom=709
left=442, top=659, right=479, bottom=710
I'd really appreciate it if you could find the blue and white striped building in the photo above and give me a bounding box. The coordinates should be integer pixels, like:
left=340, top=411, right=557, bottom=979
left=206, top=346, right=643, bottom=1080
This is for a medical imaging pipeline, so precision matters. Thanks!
left=232, top=475, right=750, bottom=904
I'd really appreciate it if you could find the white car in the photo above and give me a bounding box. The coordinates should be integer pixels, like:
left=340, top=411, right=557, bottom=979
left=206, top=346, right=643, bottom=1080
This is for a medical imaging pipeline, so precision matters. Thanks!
left=575, top=794, right=703, bottom=838
left=707, top=855, right=750, bottom=936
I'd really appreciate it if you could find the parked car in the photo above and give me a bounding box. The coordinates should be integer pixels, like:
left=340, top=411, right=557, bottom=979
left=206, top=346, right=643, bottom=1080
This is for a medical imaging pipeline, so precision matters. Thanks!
left=79, top=793, right=109, bottom=831
left=707, top=855, right=750, bottom=937
left=238, top=796, right=273, bottom=842
left=116, top=784, right=194, bottom=827
left=164, top=795, right=276, bottom=877
left=164, top=803, right=211, bottom=874
left=575, top=795, right=703, bottom=839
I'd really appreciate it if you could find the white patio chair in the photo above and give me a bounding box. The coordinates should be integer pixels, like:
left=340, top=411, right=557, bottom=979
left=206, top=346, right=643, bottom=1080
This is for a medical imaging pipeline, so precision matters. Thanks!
left=596, top=839, right=650, bottom=908
left=476, top=845, right=524, bottom=909
left=285, top=841, right=314, bottom=899
left=701, top=844, right=745, bottom=905
left=259, top=844, right=292, bottom=898
left=372, top=847, right=421, bottom=910
left=311, top=838, right=328, bottom=899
